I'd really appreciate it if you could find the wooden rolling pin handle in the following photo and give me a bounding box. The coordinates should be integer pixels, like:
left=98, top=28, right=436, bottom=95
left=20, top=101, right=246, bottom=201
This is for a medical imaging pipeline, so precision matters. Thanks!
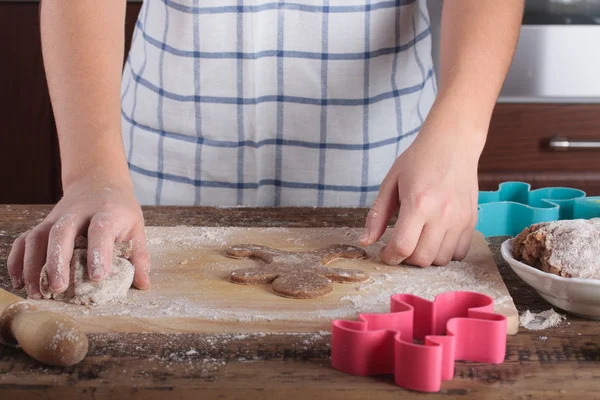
left=0, top=301, right=89, bottom=367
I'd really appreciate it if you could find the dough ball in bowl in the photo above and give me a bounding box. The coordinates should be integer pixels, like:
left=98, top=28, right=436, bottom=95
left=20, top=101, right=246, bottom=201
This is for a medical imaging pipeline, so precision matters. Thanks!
left=502, top=218, right=600, bottom=319
left=512, top=218, right=600, bottom=279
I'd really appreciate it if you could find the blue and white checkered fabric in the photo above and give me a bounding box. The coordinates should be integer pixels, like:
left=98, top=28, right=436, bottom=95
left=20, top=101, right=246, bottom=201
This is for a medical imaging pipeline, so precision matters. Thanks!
left=121, top=0, right=437, bottom=207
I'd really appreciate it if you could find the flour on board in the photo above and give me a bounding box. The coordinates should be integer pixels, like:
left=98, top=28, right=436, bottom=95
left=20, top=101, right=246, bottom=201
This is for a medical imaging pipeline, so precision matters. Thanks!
left=24, top=226, right=514, bottom=323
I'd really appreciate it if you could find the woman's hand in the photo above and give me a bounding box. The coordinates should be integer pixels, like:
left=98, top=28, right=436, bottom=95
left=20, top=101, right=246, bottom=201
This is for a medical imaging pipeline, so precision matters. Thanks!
left=360, top=103, right=483, bottom=267
left=7, top=175, right=150, bottom=298
left=360, top=0, right=523, bottom=266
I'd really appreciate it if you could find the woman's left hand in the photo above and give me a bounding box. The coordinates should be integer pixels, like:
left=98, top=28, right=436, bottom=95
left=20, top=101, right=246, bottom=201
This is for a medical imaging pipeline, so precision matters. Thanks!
left=359, top=108, right=483, bottom=267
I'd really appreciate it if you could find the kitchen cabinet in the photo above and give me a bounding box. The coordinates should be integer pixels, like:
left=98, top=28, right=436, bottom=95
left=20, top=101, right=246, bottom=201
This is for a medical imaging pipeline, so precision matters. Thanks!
left=479, top=104, right=600, bottom=195
left=1, top=2, right=599, bottom=204
left=0, top=3, right=58, bottom=204
left=0, top=2, right=141, bottom=205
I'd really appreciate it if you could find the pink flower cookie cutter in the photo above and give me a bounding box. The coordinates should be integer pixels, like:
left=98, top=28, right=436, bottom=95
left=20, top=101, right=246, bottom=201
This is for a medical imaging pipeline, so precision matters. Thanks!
left=331, top=291, right=507, bottom=392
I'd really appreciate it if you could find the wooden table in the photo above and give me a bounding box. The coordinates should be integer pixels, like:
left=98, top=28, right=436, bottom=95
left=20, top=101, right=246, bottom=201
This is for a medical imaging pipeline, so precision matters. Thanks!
left=0, top=205, right=598, bottom=399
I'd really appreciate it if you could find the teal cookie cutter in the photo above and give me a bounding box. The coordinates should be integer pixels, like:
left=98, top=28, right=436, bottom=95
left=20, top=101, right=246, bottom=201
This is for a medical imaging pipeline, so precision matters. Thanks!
left=476, top=181, right=600, bottom=237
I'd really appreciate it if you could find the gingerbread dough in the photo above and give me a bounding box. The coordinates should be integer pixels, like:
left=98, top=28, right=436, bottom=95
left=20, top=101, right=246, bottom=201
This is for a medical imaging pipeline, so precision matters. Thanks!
left=39, top=237, right=135, bottom=305
left=513, top=218, right=600, bottom=279
left=225, top=244, right=368, bottom=299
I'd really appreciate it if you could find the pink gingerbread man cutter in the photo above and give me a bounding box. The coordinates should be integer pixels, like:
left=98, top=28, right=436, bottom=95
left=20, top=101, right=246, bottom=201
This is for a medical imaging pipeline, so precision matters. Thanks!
left=331, top=291, right=507, bottom=392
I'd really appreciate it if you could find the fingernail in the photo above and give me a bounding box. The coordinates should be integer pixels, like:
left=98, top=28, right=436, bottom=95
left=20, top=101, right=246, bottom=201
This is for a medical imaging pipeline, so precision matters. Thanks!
left=27, top=284, right=41, bottom=299
left=10, top=275, right=23, bottom=289
left=51, top=276, right=66, bottom=292
left=385, top=258, right=403, bottom=266
left=385, top=255, right=404, bottom=265
left=90, top=265, right=104, bottom=280
left=359, top=229, right=370, bottom=245
left=380, top=246, right=402, bottom=265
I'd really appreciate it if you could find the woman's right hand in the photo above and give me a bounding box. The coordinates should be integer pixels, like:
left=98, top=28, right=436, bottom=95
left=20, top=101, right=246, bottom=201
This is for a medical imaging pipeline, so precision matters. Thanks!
left=18, top=1, right=148, bottom=299
left=7, top=175, right=151, bottom=299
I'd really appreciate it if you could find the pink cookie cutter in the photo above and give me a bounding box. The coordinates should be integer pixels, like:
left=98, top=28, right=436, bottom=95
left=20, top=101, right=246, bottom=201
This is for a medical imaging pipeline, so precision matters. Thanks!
left=331, top=291, right=507, bottom=392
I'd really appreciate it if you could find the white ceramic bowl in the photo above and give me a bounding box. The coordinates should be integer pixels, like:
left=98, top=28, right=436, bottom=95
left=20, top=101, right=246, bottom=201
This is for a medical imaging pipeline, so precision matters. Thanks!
left=501, top=238, right=600, bottom=319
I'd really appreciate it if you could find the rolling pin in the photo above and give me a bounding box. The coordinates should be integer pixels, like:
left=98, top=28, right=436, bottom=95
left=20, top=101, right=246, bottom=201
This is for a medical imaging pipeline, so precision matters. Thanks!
left=0, top=288, right=88, bottom=367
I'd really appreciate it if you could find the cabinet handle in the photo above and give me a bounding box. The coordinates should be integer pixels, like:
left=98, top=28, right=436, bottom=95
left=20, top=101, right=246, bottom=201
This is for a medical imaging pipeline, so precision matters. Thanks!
left=547, top=135, right=600, bottom=151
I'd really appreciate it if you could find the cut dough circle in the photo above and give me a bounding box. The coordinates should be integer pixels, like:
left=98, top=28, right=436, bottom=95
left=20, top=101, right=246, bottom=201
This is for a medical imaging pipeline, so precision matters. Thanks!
left=39, top=237, right=135, bottom=305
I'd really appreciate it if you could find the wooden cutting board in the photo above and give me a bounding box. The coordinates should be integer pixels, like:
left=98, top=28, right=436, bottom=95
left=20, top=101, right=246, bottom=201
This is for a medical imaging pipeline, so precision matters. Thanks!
left=33, top=227, right=519, bottom=335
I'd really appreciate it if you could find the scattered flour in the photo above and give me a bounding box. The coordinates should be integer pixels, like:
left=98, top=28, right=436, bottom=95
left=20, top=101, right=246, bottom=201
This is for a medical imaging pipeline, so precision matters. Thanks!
left=338, top=265, right=512, bottom=315
left=49, top=321, right=85, bottom=352
left=519, top=309, right=566, bottom=330
left=146, top=226, right=235, bottom=249
left=27, top=226, right=514, bottom=324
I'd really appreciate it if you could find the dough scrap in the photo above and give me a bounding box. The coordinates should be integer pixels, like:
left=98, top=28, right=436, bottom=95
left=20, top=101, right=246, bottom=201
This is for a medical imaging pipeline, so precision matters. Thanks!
left=40, top=237, right=135, bottom=305
left=225, top=244, right=368, bottom=299
left=513, top=218, right=600, bottom=279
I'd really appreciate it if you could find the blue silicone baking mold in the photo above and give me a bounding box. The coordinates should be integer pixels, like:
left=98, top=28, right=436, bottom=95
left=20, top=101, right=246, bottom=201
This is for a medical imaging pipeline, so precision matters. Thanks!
left=476, top=181, right=600, bottom=237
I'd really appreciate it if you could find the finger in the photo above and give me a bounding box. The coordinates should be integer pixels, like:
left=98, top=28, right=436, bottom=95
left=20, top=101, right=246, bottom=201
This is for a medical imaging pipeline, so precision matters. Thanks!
left=404, top=223, right=446, bottom=268
left=452, top=189, right=479, bottom=261
left=7, top=230, right=30, bottom=289
left=87, top=213, right=115, bottom=281
left=45, top=214, right=80, bottom=293
left=379, top=204, right=424, bottom=265
left=453, top=222, right=476, bottom=261
left=360, top=181, right=399, bottom=246
left=432, top=231, right=461, bottom=266
left=128, top=224, right=151, bottom=290
left=23, top=224, right=52, bottom=299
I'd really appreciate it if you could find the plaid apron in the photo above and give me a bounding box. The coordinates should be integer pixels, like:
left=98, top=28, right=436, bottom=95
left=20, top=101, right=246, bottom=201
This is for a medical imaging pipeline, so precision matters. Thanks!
left=121, top=0, right=436, bottom=206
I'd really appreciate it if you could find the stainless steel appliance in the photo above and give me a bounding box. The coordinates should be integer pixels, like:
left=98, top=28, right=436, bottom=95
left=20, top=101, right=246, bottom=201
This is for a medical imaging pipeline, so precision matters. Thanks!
left=427, top=0, right=600, bottom=103
left=499, top=0, right=600, bottom=103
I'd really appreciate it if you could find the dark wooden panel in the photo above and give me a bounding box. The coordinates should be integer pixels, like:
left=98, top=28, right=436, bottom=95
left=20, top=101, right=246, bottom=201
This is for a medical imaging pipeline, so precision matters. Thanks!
left=125, top=3, right=142, bottom=60
left=0, top=3, right=58, bottom=204
left=480, top=104, right=600, bottom=172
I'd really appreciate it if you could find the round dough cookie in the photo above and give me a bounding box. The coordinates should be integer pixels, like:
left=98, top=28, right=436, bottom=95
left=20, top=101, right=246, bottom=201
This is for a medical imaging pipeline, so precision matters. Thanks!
left=513, top=218, right=600, bottom=279
left=39, top=237, right=135, bottom=305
